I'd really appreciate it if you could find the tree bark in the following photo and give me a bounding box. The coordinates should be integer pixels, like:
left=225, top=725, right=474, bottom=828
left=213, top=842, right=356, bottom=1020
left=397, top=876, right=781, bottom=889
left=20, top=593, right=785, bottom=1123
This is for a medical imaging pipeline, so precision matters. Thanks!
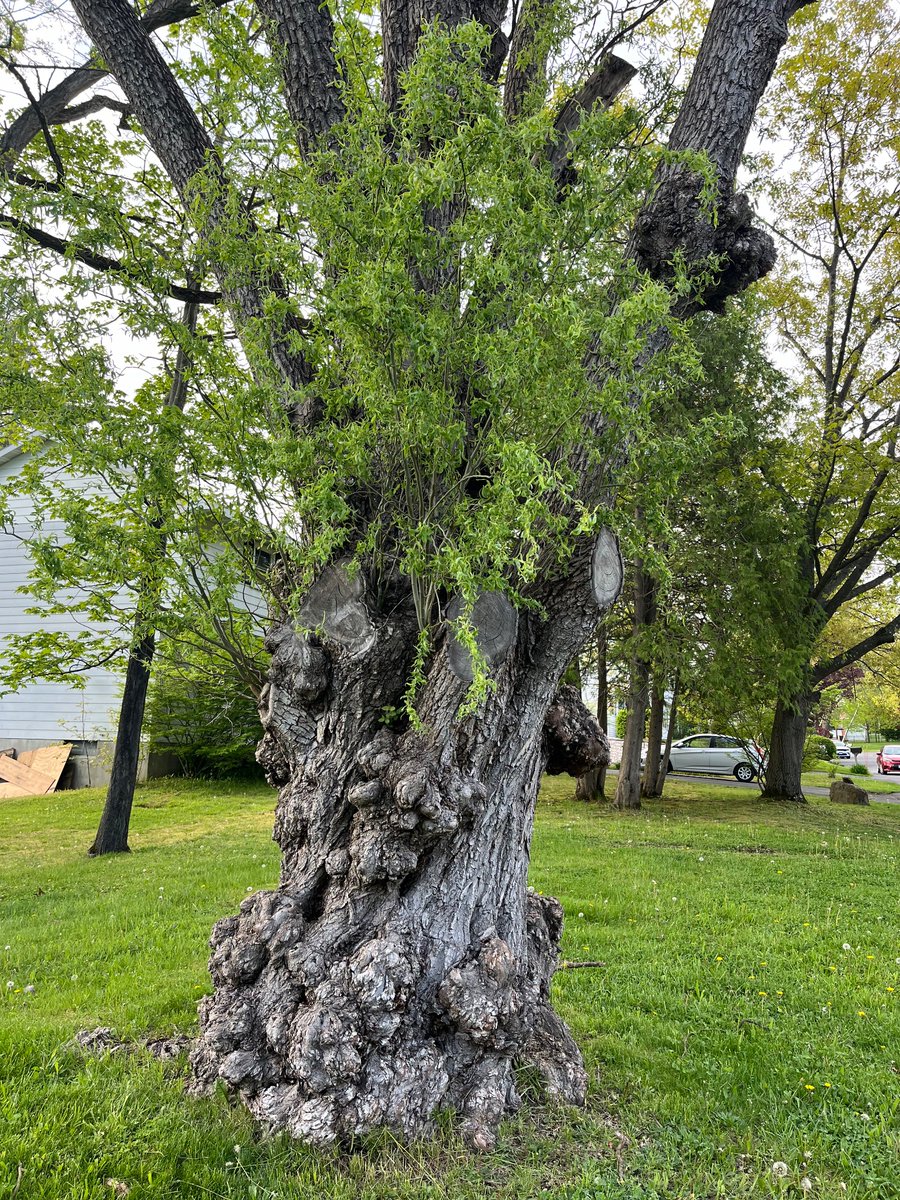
left=614, top=567, right=654, bottom=810
left=761, top=693, right=811, bottom=802
left=88, top=630, right=155, bottom=855
left=641, top=680, right=665, bottom=799
left=189, top=564, right=609, bottom=1148
left=653, top=675, right=678, bottom=796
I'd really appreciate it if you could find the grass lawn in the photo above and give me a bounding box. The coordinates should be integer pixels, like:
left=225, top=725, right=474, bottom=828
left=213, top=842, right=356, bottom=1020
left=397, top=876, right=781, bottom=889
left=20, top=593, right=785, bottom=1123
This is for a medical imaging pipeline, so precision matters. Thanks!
left=1, top=777, right=898, bottom=1200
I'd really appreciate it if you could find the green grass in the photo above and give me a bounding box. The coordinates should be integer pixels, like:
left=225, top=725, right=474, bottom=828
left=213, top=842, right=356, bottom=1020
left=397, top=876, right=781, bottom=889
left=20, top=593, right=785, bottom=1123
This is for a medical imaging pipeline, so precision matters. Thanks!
left=1, top=778, right=898, bottom=1200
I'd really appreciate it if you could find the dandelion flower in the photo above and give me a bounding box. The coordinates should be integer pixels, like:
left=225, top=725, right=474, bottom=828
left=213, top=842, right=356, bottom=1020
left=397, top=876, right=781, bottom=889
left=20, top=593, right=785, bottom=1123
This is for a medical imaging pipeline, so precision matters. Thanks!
left=804, top=1084, right=814, bottom=1091
left=578, top=912, right=584, bottom=919
left=824, top=1082, right=831, bottom=1088
left=842, top=943, right=851, bottom=950
left=715, top=955, right=723, bottom=962
left=23, top=984, right=35, bottom=994
left=771, top=1162, right=789, bottom=1179
left=800, top=1177, right=813, bottom=1192
left=858, top=1010, right=866, bottom=1016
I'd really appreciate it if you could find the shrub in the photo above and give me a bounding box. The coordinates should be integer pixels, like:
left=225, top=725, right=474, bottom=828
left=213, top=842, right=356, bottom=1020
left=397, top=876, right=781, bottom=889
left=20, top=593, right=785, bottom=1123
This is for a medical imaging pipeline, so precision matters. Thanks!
left=849, top=763, right=869, bottom=776
left=807, top=734, right=837, bottom=760
left=146, top=640, right=267, bottom=779
left=615, top=709, right=628, bottom=739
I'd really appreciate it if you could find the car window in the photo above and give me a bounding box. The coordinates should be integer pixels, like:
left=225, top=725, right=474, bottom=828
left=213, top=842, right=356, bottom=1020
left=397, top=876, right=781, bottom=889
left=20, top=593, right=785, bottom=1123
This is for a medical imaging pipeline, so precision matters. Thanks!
left=883, top=746, right=900, bottom=755
left=712, top=737, right=739, bottom=748
left=684, top=736, right=712, bottom=748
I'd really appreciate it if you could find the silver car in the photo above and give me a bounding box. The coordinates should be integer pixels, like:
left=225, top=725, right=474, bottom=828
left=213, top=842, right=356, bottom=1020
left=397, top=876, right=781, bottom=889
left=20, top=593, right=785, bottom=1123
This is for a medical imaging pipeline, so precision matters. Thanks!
left=666, top=734, right=761, bottom=782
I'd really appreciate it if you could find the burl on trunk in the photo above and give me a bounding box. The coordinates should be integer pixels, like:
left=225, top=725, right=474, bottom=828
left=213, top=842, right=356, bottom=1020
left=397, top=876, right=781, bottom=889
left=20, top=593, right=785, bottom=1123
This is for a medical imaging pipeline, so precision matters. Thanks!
left=190, top=561, right=612, bottom=1148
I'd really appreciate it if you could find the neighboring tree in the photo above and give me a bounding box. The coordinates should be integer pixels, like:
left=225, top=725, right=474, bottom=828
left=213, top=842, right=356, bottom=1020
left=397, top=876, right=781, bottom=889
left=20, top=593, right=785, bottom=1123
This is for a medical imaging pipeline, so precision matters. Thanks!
left=1, top=0, right=814, bottom=1149
left=752, top=0, right=900, bottom=800
left=90, top=299, right=197, bottom=855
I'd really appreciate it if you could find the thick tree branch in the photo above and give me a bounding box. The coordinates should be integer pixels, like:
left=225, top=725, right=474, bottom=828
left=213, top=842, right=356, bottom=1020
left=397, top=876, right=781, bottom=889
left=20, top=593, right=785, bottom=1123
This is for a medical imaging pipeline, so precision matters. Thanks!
left=252, top=0, right=344, bottom=157
left=813, top=611, right=900, bottom=685
left=545, top=54, right=637, bottom=186
left=68, top=0, right=317, bottom=417
left=503, top=0, right=550, bottom=121
left=815, top=467, right=891, bottom=599
left=0, top=0, right=231, bottom=169
left=0, top=211, right=222, bottom=303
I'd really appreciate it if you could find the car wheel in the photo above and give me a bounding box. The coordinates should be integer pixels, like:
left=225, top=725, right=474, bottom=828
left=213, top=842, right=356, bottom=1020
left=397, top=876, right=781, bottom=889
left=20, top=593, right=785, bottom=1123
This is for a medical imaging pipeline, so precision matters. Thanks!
left=734, top=762, right=755, bottom=783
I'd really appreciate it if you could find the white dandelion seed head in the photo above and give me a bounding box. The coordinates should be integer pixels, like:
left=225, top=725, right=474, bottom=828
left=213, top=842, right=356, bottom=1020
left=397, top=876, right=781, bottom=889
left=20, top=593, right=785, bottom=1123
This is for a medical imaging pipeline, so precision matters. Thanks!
left=23, top=984, right=35, bottom=994
left=5, top=980, right=13, bottom=990
left=842, top=943, right=852, bottom=950
left=800, top=1177, right=813, bottom=1192
left=771, top=1162, right=789, bottom=1178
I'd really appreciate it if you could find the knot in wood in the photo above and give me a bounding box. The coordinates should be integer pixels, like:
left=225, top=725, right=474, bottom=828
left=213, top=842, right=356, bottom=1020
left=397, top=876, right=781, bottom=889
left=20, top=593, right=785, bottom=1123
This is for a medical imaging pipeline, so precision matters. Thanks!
left=634, top=172, right=777, bottom=311
left=436, top=936, right=524, bottom=1048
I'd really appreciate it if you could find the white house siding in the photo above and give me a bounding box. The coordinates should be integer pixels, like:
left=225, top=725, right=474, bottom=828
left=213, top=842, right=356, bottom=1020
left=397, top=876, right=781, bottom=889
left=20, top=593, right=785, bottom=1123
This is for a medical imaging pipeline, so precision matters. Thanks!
left=0, top=446, right=122, bottom=747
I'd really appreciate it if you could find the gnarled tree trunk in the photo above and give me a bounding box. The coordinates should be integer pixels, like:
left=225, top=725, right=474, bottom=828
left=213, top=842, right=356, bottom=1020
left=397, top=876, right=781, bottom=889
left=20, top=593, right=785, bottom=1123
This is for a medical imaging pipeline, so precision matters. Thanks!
left=190, top=572, right=609, bottom=1148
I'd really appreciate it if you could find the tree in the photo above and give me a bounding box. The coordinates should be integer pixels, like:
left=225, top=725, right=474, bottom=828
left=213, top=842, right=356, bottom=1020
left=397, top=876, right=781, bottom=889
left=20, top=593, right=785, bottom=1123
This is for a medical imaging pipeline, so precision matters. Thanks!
left=1, top=0, right=813, bottom=1149
left=752, top=0, right=900, bottom=800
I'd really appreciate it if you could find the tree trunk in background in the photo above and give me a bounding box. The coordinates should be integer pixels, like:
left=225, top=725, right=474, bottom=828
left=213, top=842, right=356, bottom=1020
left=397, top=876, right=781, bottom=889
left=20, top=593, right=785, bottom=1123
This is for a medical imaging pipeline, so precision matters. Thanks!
left=761, top=693, right=811, bottom=802
left=88, top=629, right=155, bottom=855
left=641, top=681, right=665, bottom=798
left=88, top=300, right=197, bottom=856
left=615, top=569, right=654, bottom=811
left=653, top=676, right=679, bottom=796
left=575, top=626, right=608, bottom=802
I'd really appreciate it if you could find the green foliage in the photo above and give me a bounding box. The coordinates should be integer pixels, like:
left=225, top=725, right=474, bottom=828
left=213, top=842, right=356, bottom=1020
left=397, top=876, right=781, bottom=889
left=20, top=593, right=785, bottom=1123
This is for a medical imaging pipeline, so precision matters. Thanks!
left=145, top=647, right=265, bottom=780
left=615, top=708, right=628, bottom=739
left=2, top=776, right=899, bottom=1198
left=806, top=735, right=837, bottom=763
left=0, top=15, right=711, bottom=717
left=848, top=763, right=869, bottom=776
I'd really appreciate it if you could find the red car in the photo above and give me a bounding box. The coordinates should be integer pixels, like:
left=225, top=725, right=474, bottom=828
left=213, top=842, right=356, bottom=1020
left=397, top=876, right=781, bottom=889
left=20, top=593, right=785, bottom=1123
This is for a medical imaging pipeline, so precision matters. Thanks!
left=876, top=745, right=900, bottom=774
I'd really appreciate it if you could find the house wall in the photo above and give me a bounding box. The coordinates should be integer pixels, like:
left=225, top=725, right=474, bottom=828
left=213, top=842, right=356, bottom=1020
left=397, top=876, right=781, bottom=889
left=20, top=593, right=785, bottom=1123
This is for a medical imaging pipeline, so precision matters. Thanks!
left=0, top=447, right=123, bottom=760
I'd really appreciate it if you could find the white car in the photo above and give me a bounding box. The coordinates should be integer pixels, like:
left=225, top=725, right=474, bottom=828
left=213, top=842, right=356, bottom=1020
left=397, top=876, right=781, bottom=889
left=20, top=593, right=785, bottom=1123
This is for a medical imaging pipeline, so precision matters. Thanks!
left=834, top=743, right=852, bottom=760
left=665, top=734, right=763, bottom=783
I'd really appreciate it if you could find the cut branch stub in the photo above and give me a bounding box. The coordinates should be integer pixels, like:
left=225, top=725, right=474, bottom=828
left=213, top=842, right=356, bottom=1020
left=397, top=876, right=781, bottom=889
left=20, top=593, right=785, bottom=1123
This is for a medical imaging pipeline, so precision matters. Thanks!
left=297, top=564, right=375, bottom=654
left=446, top=592, right=518, bottom=682
left=591, top=527, right=624, bottom=609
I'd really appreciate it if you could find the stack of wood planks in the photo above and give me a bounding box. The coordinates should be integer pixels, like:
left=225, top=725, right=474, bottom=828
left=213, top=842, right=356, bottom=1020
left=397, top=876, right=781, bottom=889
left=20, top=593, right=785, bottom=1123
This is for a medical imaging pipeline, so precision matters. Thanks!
left=0, top=744, right=73, bottom=798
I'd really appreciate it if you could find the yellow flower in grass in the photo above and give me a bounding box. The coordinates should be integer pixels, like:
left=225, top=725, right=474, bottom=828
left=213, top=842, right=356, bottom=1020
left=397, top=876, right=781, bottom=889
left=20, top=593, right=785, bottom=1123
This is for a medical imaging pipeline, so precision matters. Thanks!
left=805, top=1084, right=815, bottom=1091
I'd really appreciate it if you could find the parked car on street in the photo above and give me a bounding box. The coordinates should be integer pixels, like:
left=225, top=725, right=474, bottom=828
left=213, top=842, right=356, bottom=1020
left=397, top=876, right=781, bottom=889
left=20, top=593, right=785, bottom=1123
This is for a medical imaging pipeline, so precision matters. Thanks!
left=664, top=734, right=764, bottom=782
left=876, top=745, right=900, bottom=774
left=835, top=743, right=852, bottom=761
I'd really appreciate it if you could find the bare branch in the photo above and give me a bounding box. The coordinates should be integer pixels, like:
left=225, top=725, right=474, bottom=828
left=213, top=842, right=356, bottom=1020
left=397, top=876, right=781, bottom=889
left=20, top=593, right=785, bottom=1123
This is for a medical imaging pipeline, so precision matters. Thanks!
left=0, top=210, right=222, bottom=304
left=813, top=611, right=900, bottom=684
